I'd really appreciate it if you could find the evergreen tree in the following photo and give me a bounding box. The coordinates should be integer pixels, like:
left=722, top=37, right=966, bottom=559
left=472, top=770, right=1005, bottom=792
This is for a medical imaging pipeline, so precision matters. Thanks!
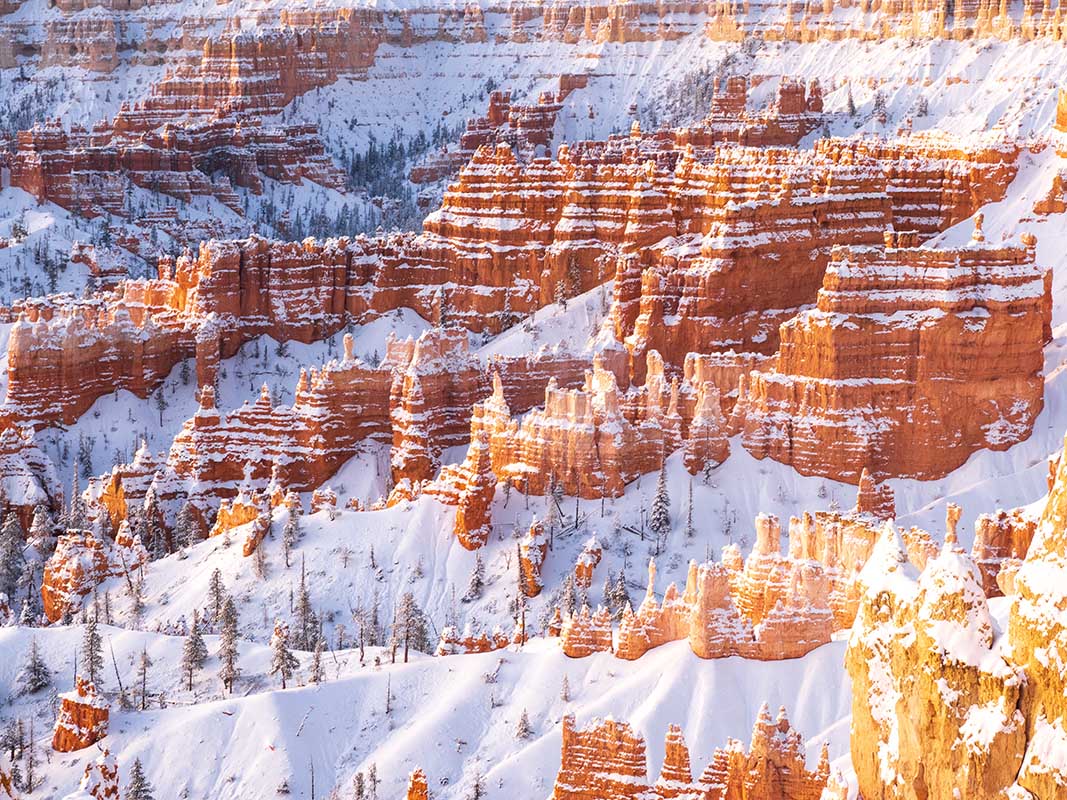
left=392, top=592, right=429, bottom=663
left=180, top=612, right=208, bottom=691
left=846, top=84, right=857, bottom=116
left=218, top=596, right=240, bottom=693
left=611, top=571, right=633, bottom=619
left=462, top=553, right=485, bottom=602
left=137, top=647, right=152, bottom=710
left=208, top=568, right=226, bottom=624
left=27, top=506, right=55, bottom=558
left=685, top=480, right=695, bottom=540
left=560, top=674, right=570, bottom=702
left=173, top=502, right=199, bottom=553
left=282, top=513, right=300, bottom=569
left=0, top=513, right=24, bottom=600
left=560, top=573, right=577, bottom=617
left=650, top=464, right=671, bottom=546
left=68, top=469, right=88, bottom=531
left=270, top=621, right=300, bottom=689
left=14, top=637, right=50, bottom=695
left=309, top=638, right=325, bottom=684
left=466, top=771, right=484, bottom=800
left=82, top=616, right=104, bottom=686
left=515, top=708, right=533, bottom=739
left=126, top=757, right=154, bottom=800
left=295, top=558, right=315, bottom=650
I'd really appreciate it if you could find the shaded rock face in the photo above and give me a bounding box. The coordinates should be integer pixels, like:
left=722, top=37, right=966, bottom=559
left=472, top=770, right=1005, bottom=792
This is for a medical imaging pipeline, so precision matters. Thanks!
left=733, top=230, right=1050, bottom=483
left=52, top=678, right=109, bottom=753
left=551, top=707, right=829, bottom=800
left=845, top=432, right=1067, bottom=800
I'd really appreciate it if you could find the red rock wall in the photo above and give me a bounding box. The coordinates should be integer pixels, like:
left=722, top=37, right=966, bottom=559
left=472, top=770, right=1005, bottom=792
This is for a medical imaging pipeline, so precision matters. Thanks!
left=733, top=230, right=1051, bottom=482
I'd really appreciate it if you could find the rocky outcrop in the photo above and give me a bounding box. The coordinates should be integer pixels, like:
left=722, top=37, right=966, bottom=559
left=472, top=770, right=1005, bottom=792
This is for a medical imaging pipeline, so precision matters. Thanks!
left=559, top=605, right=614, bottom=657
left=844, top=431, right=1067, bottom=799
left=405, top=768, right=429, bottom=800
left=41, top=528, right=148, bottom=622
left=519, top=519, right=548, bottom=596
left=472, top=352, right=728, bottom=499
left=435, top=623, right=513, bottom=656
left=733, top=228, right=1050, bottom=482
left=69, top=749, right=120, bottom=800
left=551, top=707, right=829, bottom=800
left=52, top=677, right=109, bottom=752
left=425, top=427, right=497, bottom=550
left=0, top=426, right=63, bottom=531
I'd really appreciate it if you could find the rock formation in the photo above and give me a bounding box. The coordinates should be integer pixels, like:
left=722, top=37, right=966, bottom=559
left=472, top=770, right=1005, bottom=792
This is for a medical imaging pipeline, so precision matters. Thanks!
left=559, top=605, right=613, bottom=657
left=519, top=519, right=548, bottom=597
left=551, top=707, right=829, bottom=800
left=41, top=527, right=148, bottom=622
left=733, top=228, right=1051, bottom=482
left=52, top=677, right=109, bottom=752
left=405, top=768, right=429, bottom=800
left=69, top=749, right=120, bottom=800
left=472, top=352, right=728, bottom=499
left=844, top=432, right=1067, bottom=798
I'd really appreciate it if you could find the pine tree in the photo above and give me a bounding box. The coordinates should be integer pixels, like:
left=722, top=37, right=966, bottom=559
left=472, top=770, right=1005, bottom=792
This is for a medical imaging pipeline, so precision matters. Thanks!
left=137, top=647, right=152, bottom=710
left=466, top=770, right=484, bottom=800
left=515, top=708, right=533, bottom=739
left=611, top=571, right=633, bottom=618
left=14, top=638, right=50, bottom=695
left=352, top=772, right=366, bottom=800
left=68, top=469, right=88, bottom=531
left=462, top=553, right=485, bottom=602
left=282, top=513, right=300, bottom=569
left=218, top=596, right=240, bottom=693
left=560, top=674, right=570, bottom=702
left=180, top=612, right=208, bottom=691
left=392, top=592, right=429, bottom=663
left=270, top=621, right=300, bottom=689
left=685, top=480, right=695, bottom=540
left=82, top=616, right=104, bottom=686
left=126, top=757, right=154, bottom=800
left=295, top=557, right=315, bottom=650
left=650, top=464, right=671, bottom=547
left=309, top=638, right=324, bottom=684
left=0, top=513, right=24, bottom=600
left=28, top=506, right=54, bottom=558
left=208, top=568, right=226, bottom=624
left=846, top=84, right=856, bottom=116
left=560, top=573, right=577, bottom=617
left=173, top=502, right=198, bottom=553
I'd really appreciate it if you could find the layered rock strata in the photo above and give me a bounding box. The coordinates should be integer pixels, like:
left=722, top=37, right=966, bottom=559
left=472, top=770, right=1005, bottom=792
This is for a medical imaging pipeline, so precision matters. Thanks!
left=733, top=228, right=1051, bottom=482
left=52, top=678, right=109, bottom=752
left=551, top=706, right=829, bottom=800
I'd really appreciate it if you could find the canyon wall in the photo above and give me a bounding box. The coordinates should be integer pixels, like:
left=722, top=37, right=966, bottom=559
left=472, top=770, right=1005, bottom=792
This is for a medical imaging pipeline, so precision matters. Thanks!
left=732, top=227, right=1051, bottom=482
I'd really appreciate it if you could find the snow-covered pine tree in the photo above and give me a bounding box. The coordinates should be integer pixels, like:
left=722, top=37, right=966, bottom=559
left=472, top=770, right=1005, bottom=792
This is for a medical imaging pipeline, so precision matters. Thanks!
left=137, top=647, right=152, bottom=710
left=393, top=592, right=429, bottom=662
left=218, top=596, right=240, bottom=693
left=208, top=568, right=226, bottom=624
left=126, top=757, right=154, bottom=800
left=82, top=616, right=104, bottom=686
left=309, top=638, right=325, bottom=683
left=14, top=638, right=50, bottom=695
left=560, top=674, right=570, bottom=702
left=282, top=513, right=300, bottom=569
left=174, top=501, right=198, bottom=554
left=685, top=480, right=695, bottom=540
left=180, top=611, right=208, bottom=690
left=650, top=464, right=671, bottom=547
left=0, top=513, right=24, bottom=600
left=560, top=573, right=577, bottom=617
left=462, top=553, right=485, bottom=602
left=515, top=709, right=533, bottom=739
left=68, top=469, right=88, bottom=531
left=295, top=557, right=315, bottom=650
left=270, top=621, right=300, bottom=689
left=28, top=506, right=54, bottom=559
